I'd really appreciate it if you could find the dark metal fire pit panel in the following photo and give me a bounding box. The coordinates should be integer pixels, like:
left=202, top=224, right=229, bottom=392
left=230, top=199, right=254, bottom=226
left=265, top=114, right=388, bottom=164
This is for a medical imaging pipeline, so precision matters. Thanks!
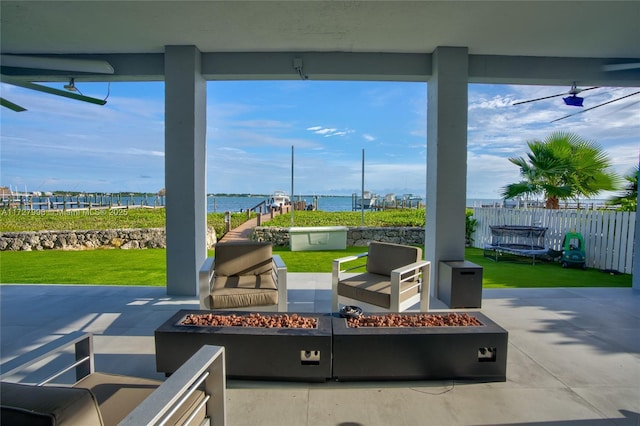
left=155, top=310, right=332, bottom=382
left=332, top=312, right=508, bottom=381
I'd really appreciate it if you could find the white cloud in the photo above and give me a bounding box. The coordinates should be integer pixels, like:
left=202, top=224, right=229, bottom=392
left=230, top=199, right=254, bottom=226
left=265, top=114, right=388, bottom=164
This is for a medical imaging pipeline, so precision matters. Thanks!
left=468, top=94, right=514, bottom=111
left=305, top=126, right=354, bottom=138
left=362, top=134, right=376, bottom=141
left=316, top=128, right=338, bottom=135
left=125, top=148, right=164, bottom=157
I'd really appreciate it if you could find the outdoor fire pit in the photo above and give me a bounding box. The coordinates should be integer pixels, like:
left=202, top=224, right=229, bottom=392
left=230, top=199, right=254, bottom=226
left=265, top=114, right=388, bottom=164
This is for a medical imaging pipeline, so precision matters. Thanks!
left=155, top=310, right=332, bottom=381
left=332, top=311, right=508, bottom=381
left=155, top=310, right=508, bottom=382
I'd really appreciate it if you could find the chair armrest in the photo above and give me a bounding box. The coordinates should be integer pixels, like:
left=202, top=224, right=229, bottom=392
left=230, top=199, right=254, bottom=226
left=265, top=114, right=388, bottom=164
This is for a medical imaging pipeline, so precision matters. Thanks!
left=199, top=256, right=216, bottom=309
left=0, top=331, right=93, bottom=384
left=390, top=260, right=431, bottom=283
left=272, top=254, right=288, bottom=311
left=332, top=252, right=369, bottom=281
left=333, top=252, right=368, bottom=273
left=120, top=345, right=226, bottom=426
left=331, top=252, right=369, bottom=311
left=272, top=254, right=286, bottom=270
left=390, top=260, right=431, bottom=311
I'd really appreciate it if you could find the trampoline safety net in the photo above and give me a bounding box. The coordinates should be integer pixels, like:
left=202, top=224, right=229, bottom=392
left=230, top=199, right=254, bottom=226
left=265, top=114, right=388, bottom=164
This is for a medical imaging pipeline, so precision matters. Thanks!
left=484, top=225, right=549, bottom=264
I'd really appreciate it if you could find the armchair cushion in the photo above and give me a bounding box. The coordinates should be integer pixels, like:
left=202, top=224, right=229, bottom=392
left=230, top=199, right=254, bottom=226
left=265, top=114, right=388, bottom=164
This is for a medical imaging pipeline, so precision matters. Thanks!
left=210, top=274, right=278, bottom=309
left=1, top=381, right=103, bottom=426
left=366, top=241, right=422, bottom=279
left=214, top=241, right=273, bottom=276
left=337, top=272, right=421, bottom=308
left=1, top=374, right=207, bottom=426
left=75, top=372, right=205, bottom=426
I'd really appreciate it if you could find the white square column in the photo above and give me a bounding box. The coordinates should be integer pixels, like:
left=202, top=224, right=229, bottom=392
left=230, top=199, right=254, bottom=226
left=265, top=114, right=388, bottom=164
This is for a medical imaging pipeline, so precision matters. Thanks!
left=426, top=47, right=469, bottom=298
left=164, top=45, right=207, bottom=296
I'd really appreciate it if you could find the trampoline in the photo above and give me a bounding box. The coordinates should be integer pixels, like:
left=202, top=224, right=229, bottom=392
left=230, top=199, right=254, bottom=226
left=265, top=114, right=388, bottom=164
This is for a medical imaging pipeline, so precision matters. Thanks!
left=483, top=225, right=549, bottom=265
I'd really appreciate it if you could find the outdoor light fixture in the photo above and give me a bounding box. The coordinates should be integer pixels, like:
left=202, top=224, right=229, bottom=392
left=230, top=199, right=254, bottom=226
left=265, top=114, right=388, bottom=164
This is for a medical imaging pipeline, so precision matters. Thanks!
left=293, top=58, right=308, bottom=80
left=563, top=95, right=584, bottom=107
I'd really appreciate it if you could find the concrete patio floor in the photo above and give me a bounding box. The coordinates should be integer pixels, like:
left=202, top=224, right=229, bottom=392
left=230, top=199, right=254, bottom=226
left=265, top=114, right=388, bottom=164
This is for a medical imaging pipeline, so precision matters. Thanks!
left=1, top=275, right=638, bottom=426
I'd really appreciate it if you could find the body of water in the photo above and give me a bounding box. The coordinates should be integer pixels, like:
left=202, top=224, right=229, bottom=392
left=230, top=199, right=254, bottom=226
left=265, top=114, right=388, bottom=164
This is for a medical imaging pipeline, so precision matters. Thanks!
left=209, top=196, right=508, bottom=212
left=208, top=195, right=355, bottom=213
left=4, top=193, right=609, bottom=213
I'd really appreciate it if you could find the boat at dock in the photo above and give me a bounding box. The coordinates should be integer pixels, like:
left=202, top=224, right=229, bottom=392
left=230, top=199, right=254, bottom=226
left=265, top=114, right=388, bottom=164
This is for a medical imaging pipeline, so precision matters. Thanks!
left=268, top=190, right=290, bottom=210
left=352, top=191, right=380, bottom=210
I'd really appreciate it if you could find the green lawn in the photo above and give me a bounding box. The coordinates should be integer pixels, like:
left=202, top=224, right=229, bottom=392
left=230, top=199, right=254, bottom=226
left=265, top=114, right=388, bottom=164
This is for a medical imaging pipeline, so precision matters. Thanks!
left=0, top=249, right=166, bottom=286
left=0, top=247, right=631, bottom=288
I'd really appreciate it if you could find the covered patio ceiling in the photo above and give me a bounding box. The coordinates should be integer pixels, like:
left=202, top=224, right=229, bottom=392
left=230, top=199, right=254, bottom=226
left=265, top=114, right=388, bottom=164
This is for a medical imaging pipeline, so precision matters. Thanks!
left=2, top=1, right=639, bottom=57
left=1, top=1, right=639, bottom=87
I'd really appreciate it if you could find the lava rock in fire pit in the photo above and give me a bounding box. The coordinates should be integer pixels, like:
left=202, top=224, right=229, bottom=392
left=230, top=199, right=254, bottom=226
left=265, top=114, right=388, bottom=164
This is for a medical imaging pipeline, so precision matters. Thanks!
left=347, top=312, right=482, bottom=328
left=180, top=313, right=318, bottom=328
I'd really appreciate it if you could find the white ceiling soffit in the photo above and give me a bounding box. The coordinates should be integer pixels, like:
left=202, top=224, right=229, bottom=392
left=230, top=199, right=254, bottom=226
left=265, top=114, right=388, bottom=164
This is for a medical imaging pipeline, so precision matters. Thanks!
left=1, top=1, right=639, bottom=58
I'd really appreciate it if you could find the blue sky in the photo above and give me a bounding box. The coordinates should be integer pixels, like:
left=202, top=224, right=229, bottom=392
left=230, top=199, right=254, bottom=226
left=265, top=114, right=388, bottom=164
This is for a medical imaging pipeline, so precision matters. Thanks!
left=1, top=79, right=638, bottom=200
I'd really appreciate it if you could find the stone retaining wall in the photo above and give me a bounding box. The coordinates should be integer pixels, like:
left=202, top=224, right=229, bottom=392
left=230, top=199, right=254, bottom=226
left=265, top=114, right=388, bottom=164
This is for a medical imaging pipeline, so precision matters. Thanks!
left=0, top=227, right=218, bottom=251
left=1, top=226, right=423, bottom=251
left=251, top=226, right=424, bottom=246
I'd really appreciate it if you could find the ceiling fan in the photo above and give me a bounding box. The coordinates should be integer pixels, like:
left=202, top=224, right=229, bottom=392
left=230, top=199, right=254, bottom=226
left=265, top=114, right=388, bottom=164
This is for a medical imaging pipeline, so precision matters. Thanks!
left=0, top=55, right=114, bottom=112
left=603, top=62, right=640, bottom=72
left=512, top=83, right=599, bottom=108
left=513, top=82, right=640, bottom=122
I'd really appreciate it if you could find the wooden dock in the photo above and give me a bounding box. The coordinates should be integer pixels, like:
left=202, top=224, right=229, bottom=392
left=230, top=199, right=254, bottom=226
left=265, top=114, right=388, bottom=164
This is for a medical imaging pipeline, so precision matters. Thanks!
left=218, top=205, right=291, bottom=242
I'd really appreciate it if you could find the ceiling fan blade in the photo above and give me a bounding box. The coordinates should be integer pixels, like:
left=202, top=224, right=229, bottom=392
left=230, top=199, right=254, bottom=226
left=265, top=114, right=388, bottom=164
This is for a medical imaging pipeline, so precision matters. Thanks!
left=574, top=86, right=599, bottom=94
left=603, top=63, right=640, bottom=72
left=551, top=90, right=640, bottom=122
left=0, top=97, right=27, bottom=112
left=512, top=92, right=568, bottom=105
left=1, top=75, right=107, bottom=106
left=0, top=55, right=114, bottom=74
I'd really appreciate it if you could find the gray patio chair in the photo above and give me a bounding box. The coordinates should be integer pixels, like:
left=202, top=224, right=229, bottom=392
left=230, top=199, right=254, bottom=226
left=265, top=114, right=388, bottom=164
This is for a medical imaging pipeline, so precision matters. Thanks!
left=0, top=331, right=226, bottom=426
left=332, top=241, right=430, bottom=312
left=199, top=241, right=287, bottom=311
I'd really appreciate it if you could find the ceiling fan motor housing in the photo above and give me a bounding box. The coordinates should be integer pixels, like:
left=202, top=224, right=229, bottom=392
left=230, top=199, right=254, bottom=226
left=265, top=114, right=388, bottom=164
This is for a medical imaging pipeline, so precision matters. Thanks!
left=563, top=95, right=584, bottom=107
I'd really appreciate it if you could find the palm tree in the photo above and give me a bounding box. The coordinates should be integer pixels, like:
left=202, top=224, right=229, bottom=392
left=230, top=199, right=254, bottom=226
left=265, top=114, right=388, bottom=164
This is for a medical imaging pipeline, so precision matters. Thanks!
left=608, top=166, right=638, bottom=211
left=501, top=131, right=619, bottom=209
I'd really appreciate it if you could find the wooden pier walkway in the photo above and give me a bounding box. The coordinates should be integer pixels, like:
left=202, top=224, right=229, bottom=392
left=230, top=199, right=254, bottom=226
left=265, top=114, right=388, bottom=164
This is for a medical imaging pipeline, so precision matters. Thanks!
left=218, top=206, right=291, bottom=242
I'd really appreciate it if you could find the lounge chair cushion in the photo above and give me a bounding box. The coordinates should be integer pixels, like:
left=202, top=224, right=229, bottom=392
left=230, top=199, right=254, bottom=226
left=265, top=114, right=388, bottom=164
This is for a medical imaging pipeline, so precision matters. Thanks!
left=366, top=241, right=422, bottom=279
left=337, top=272, right=421, bottom=309
left=214, top=241, right=273, bottom=276
left=0, top=381, right=103, bottom=426
left=74, top=372, right=205, bottom=426
left=210, top=274, right=278, bottom=308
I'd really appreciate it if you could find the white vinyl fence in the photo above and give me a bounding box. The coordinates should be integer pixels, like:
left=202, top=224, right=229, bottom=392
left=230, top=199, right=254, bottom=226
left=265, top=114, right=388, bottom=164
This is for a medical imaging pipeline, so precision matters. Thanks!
left=470, top=207, right=636, bottom=274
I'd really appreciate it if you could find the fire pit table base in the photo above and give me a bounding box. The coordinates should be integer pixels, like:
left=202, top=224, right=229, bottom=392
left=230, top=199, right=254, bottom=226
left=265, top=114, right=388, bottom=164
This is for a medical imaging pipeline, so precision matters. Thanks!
left=155, top=310, right=332, bottom=382
left=155, top=310, right=508, bottom=382
left=332, top=312, right=508, bottom=381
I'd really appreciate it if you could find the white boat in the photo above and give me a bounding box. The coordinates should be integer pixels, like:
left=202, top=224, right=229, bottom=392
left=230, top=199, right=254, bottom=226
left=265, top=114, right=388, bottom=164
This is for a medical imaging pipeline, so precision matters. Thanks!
left=353, top=191, right=380, bottom=210
left=268, top=190, right=290, bottom=209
